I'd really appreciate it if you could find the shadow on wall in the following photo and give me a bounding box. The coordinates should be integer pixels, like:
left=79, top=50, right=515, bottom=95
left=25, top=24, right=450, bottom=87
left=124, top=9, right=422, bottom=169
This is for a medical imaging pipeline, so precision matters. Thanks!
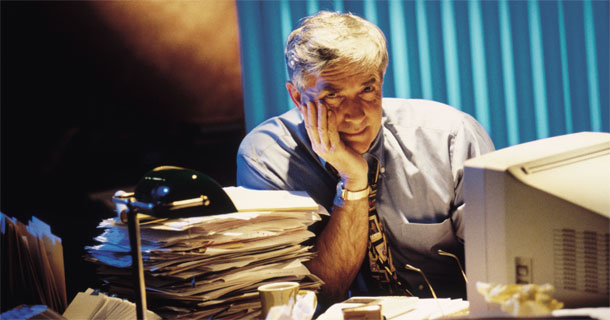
left=1, top=1, right=244, bottom=307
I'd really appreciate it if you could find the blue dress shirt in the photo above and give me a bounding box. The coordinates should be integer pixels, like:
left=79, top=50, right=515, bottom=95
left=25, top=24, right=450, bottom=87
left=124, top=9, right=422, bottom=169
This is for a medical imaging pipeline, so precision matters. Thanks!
left=237, top=98, right=495, bottom=298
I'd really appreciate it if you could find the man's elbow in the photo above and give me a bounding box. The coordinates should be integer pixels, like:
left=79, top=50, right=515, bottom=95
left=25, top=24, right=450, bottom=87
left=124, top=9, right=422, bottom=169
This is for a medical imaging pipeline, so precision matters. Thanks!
left=304, top=260, right=350, bottom=305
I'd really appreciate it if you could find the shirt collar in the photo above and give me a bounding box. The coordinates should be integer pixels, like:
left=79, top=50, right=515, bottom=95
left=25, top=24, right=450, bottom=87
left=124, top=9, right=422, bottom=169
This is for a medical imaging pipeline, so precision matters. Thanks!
left=365, top=126, right=384, bottom=170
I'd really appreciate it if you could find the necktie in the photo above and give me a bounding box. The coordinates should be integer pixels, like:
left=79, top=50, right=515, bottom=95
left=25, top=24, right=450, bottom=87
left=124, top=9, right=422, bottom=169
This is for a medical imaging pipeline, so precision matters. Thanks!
left=366, top=159, right=412, bottom=295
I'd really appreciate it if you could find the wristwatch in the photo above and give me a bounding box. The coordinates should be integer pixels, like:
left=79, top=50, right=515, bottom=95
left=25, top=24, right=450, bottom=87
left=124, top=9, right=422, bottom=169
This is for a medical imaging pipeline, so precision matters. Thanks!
left=337, top=181, right=370, bottom=201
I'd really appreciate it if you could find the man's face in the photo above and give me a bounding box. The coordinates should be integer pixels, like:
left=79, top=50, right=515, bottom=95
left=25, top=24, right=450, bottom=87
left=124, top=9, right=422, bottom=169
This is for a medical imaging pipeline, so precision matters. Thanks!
left=300, top=65, right=383, bottom=154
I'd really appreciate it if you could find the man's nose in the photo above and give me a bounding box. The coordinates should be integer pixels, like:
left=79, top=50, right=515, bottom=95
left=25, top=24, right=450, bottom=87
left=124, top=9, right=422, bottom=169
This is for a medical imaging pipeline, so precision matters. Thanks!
left=342, top=98, right=366, bottom=123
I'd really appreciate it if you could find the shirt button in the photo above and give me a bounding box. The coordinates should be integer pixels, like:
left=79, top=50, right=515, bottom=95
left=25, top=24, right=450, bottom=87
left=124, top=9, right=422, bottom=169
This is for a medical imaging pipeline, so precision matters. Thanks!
left=380, top=167, right=386, bottom=174
left=418, top=284, right=425, bottom=291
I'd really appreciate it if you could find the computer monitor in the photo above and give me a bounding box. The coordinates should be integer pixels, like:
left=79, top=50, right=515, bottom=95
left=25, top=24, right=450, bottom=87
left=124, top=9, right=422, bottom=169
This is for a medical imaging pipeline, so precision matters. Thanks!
left=464, top=132, right=610, bottom=313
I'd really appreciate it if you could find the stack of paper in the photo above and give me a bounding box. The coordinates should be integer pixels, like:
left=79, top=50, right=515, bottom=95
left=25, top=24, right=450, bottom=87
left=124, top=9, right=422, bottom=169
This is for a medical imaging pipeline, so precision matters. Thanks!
left=1, top=213, right=67, bottom=314
left=85, top=187, right=326, bottom=319
left=62, top=288, right=161, bottom=320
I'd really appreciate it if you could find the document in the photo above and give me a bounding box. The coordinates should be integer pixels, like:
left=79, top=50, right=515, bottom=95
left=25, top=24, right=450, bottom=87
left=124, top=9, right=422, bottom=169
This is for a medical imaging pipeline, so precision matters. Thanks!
left=62, top=288, right=161, bottom=320
left=223, top=186, right=324, bottom=212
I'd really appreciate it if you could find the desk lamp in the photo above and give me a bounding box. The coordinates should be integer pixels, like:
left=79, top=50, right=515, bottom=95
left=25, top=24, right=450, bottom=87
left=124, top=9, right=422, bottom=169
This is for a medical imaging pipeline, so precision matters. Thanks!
left=112, top=166, right=237, bottom=319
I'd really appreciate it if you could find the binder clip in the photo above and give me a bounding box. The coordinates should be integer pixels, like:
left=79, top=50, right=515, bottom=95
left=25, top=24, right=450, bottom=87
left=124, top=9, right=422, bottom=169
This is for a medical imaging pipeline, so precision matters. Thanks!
left=112, top=166, right=237, bottom=319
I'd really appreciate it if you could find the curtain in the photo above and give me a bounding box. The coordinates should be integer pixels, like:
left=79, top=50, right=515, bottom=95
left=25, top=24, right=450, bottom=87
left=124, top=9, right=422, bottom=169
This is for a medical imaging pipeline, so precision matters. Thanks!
left=236, top=0, right=608, bottom=149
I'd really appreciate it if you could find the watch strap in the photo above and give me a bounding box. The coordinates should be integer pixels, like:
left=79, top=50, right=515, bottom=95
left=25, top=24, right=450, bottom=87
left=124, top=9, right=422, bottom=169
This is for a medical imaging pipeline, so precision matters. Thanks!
left=338, top=181, right=370, bottom=201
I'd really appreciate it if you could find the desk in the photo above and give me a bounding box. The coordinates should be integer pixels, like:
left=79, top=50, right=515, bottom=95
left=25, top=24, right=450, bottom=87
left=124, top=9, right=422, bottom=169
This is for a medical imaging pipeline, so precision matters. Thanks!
left=317, top=296, right=610, bottom=320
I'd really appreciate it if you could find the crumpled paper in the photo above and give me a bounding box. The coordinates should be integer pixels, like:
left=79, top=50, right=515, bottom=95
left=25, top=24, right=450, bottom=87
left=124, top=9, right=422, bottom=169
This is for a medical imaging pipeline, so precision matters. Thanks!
left=476, top=282, right=564, bottom=316
left=265, top=291, right=317, bottom=320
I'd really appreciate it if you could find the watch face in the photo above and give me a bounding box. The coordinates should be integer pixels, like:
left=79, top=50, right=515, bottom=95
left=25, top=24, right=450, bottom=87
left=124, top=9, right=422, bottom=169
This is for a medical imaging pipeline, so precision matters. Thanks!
left=341, top=189, right=350, bottom=200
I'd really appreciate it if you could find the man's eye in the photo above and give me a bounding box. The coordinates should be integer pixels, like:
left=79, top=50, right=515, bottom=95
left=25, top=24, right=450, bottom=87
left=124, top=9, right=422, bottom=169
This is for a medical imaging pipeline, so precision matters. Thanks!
left=363, top=86, right=374, bottom=93
left=326, top=92, right=338, bottom=98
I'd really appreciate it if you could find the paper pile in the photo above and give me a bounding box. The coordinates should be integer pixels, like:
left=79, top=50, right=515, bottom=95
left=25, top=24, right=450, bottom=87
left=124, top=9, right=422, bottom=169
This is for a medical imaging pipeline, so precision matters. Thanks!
left=63, top=288, right=161, bottom=320
left=476, top=281, right=564, bottom=317
left=85, top=187, right=326, bottom=319
left=1, top=213, right=67, bottom=314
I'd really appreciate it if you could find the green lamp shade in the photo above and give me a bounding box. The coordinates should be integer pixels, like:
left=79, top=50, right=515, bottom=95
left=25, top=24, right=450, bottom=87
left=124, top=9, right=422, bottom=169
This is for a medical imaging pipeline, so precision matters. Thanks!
left=133, top=166, right=237, bottom=218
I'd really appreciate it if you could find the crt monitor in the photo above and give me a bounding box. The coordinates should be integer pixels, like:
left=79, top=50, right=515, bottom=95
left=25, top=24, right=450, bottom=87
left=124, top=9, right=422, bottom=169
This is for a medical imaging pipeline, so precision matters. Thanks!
left=463, top=132, right=609, bottom=313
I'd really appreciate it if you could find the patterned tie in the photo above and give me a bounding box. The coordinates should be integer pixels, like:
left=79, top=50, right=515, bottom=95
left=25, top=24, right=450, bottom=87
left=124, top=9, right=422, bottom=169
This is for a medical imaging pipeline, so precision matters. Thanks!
left=366, top=158, right=413, bottom=295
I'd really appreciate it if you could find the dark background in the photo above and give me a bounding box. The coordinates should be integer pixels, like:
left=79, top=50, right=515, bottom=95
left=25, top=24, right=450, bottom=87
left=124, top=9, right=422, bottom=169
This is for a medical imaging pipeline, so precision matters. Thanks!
left=1, top=1, right=245, bottom=310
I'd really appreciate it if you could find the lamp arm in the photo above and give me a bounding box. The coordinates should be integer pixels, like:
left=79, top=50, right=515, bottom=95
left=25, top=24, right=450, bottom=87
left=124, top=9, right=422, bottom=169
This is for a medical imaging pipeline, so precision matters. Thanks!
left=126, top=204, right=148, bottom=320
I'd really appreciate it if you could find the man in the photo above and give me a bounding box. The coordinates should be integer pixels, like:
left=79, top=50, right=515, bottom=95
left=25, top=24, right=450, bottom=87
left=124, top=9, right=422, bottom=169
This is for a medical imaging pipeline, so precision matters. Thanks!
left=237, top=11, right=494, bottom=303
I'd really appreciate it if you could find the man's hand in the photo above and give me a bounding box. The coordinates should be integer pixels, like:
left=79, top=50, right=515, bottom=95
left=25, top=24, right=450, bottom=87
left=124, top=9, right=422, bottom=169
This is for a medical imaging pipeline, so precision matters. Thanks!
left=299, top=100, right=368, bottom=191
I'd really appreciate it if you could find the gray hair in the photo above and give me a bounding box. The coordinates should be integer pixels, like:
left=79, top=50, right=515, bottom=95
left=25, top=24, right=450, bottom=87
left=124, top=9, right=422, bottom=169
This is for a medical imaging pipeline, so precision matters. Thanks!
left=285, top=11, right=389, bottom=91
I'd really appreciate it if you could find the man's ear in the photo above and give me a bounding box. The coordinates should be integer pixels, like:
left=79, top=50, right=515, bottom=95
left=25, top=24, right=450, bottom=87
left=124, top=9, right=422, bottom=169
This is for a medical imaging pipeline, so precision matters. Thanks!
left=286, top=82, right=302, bottom=111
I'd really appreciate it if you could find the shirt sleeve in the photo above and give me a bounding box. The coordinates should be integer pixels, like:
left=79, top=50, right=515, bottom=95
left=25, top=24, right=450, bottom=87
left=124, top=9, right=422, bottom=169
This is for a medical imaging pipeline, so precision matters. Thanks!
left=236, top=136, right=332, bottom=240
left=236, top=151, right=284, bottom=190
left=449, top=114, right=495, bottom=240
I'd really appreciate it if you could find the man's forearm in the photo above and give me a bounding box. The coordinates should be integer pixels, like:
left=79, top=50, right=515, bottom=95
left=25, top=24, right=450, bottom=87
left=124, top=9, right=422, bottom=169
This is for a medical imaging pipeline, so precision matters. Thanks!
left=305, top=197, right=369, bottom=303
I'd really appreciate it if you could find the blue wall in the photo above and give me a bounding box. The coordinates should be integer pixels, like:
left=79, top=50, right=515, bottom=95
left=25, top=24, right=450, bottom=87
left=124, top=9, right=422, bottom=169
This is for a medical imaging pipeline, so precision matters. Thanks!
left=236, top=0, right=608, bottom=149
